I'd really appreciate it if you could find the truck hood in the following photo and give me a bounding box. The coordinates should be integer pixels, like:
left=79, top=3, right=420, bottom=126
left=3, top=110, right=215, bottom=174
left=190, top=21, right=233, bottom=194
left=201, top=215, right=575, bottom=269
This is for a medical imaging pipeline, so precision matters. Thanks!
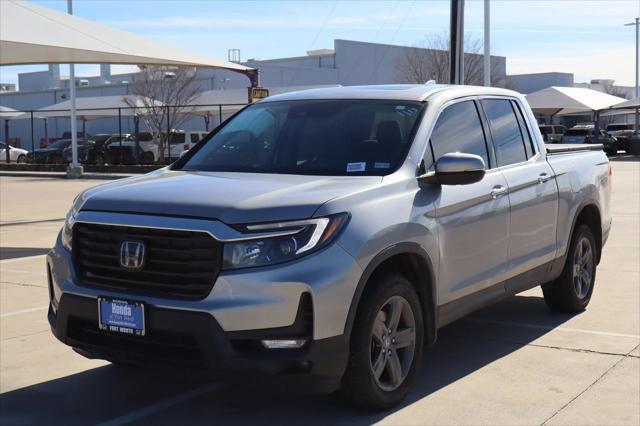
left=81, top=169, right=382, bottom=224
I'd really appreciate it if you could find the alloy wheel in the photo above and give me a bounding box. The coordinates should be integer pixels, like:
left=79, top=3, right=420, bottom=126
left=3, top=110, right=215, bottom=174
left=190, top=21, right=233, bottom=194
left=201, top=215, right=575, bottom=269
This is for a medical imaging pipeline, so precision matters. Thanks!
left=573, top=237, right=594, bottom=299
left=369, top=295, right=416, bottom=392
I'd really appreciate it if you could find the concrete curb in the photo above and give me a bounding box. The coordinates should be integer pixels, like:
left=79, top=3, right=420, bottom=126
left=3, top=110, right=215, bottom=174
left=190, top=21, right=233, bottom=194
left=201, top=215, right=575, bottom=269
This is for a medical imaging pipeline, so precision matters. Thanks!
left=0, top=171, right=132, bottom=180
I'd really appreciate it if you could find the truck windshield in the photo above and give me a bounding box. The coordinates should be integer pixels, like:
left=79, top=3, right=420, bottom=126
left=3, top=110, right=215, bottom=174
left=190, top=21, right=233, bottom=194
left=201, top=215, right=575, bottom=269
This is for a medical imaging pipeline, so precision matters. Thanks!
left=179, top=99, right=424, bottom=176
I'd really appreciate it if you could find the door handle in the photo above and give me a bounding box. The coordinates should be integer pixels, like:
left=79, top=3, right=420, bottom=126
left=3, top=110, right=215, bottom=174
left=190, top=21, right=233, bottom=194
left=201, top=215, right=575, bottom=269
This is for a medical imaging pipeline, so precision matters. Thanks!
left=490, top=185, right=508, bottom=199
left=538, top=173, right=552, bottom=184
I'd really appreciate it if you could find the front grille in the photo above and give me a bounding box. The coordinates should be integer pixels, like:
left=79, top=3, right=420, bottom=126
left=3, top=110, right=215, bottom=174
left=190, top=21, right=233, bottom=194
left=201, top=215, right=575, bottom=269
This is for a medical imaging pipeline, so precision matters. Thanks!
left=73, top=222, right=222, bottom=299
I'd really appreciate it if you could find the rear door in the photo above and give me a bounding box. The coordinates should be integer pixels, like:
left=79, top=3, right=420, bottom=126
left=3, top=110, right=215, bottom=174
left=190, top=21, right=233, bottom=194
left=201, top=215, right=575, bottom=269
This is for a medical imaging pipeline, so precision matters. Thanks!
left=426, top=99, right=511, bottom=304
left=480, top=98, right=558, bottom=285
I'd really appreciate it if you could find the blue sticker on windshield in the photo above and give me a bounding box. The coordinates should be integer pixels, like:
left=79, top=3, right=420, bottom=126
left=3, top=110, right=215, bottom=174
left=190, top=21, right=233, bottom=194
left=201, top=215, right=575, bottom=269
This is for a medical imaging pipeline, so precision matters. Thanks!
left=346, top=162, right=366, bottom=173
left=374, top=162, right=391, bottom=169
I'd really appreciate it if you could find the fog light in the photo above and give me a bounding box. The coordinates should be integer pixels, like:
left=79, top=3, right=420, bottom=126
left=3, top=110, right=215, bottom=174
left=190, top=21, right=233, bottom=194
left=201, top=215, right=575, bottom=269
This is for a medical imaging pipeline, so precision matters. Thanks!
left=261, top=339, right=307, bottom=349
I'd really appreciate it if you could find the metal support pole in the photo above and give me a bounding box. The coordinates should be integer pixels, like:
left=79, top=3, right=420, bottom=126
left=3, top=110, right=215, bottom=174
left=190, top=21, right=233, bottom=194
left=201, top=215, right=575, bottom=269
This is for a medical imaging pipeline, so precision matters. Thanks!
left=166, top=105, right=171, bottom=163
left=134, top=115, right=140, bottom=164
left=625, top=18, right=639, bottom=134
left=204, top=115, right=210, bottom=132
left=635, top=17, right=639, bottom=134
left=82, top=119, right=86, bottom=139
left=118, top=107, right=123, bottom=164
left=4, top=120, right=10, bottom=163
left=449, top=0, right=465, bottom=85
left=30, top=111, right=35, bottom=155
left=593, top=110, right=600, bottom=145
left=44, top=118, right=49, bottom=147
left=246, top=69, right=261, bottom=102
left=483, top=0, right=490, bottom=86
left=218, top=105, right=223, bottom=125
left=66, top=0, right=81, bottom=177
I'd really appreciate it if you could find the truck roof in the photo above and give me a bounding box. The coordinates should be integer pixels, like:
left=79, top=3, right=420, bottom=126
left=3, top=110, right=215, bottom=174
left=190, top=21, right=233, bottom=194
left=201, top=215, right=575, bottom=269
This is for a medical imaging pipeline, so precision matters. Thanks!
left=261, top=84, right=521, bottom=103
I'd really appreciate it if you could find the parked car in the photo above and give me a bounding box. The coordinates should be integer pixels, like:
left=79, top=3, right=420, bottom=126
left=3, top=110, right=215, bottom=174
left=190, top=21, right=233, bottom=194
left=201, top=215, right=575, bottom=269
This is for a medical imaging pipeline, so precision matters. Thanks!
left=62, top=138, right=112, bottom=165
left=539, top=124, right=566, bottom=143
left=49, top=85, right=611, bottom=410
left=105, top=132, right=157, bottom=165
left=28, top=139, right=95, bottom=164
left=562, top=126, right=618, bottom=156
left=48, top=131, right=92, bottom=145
left=0, top=142, right=28, bottom=163
left=605, top=123, right=635, bottom=153
left=163, top=130, right=209, bottom=162
left=105, top=130, right=209, bottom=164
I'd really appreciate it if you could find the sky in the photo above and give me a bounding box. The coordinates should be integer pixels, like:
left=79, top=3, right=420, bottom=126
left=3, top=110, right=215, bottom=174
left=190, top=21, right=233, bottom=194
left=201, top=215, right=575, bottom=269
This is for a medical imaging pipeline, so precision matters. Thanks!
left=1, top=0, right=638, bottom=88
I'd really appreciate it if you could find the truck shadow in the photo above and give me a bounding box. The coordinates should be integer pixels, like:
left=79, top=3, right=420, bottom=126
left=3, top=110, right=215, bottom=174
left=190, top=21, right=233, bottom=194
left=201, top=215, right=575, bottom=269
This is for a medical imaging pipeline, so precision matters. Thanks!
left=0, top=294, right=576, bottom=425
left=0, top=246, right=51, bottom=260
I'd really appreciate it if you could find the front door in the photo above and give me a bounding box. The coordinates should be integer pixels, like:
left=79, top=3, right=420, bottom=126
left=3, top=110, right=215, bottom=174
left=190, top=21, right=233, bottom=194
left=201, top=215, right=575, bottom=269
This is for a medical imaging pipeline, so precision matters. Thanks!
left=426, top=99, right=511, bottom=305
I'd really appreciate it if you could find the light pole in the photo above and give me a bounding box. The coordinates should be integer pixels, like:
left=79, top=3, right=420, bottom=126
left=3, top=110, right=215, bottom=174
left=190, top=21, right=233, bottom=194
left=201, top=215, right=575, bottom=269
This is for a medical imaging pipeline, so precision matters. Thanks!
left=625, top=17, right=639, bottom=133
left=483, top=0, right=490, bottom=86
left=449, top=0, right=465, bottom=85
left=66, top=0, right=82, bottom=178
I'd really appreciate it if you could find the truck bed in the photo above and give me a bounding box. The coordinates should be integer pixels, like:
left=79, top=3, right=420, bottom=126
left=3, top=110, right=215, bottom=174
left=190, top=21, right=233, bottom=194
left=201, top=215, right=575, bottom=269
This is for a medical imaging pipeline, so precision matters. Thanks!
left=545, top=144, right=603, bottom=154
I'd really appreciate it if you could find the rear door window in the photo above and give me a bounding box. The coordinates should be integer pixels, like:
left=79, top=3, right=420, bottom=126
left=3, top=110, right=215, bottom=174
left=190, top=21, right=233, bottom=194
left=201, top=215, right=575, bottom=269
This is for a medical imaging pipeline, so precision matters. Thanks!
left=481, top=99, right=528, bottom=167
left=511, top=101, right=535, bottom=158
left=428, top=100, right=490, bottom=168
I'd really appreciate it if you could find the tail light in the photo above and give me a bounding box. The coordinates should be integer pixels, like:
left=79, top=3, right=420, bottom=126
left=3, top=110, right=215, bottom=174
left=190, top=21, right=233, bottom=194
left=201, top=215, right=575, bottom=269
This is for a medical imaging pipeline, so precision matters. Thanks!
left=183, top=144, right=190, bottom=151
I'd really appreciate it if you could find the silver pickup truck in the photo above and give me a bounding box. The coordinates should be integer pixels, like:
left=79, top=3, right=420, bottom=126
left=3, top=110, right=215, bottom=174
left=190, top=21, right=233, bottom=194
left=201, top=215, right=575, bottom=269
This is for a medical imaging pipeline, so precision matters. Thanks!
left=47, top=84, right=611, bottom=410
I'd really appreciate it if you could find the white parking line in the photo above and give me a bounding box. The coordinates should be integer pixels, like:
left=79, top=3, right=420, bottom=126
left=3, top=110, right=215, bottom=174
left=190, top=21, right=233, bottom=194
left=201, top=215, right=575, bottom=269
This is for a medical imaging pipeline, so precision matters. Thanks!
left=0, top=306, right=49, bottom=318
left=97, top=383, right=224, bottom=426
left=466, top=317, right=640, bottom=339
left=0, top=254, right=47, bottom=264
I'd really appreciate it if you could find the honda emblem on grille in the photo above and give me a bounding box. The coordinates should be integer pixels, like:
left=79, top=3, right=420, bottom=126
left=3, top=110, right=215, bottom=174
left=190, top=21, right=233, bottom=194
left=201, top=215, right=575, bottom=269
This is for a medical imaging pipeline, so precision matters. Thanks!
left=119, top=241, right=145, bottom=269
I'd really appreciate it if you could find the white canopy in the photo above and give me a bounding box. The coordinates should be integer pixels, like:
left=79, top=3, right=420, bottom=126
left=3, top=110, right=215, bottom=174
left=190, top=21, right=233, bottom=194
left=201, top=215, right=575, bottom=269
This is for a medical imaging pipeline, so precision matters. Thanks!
left=0, top=1, right=252, bottom=72
left=36, top=95, right=163, bottom=120
left=0, top=106, right=26, bottom=120
left=525, top=86, right=627, bottom=115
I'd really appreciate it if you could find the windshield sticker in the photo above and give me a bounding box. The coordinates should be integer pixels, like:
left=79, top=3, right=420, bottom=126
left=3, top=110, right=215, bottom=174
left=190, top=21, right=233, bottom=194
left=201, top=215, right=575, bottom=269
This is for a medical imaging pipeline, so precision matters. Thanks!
left=346, top=162, right=367, bottom=173
left=374, top=162, right=391, bottom=169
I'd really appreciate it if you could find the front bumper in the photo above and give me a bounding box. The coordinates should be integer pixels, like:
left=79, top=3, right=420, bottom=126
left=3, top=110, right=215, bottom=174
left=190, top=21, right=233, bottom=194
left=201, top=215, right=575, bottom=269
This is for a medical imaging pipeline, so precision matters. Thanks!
left=48, top=292, right=347, bottom=389
left=47, top=227, right=362, bottom=382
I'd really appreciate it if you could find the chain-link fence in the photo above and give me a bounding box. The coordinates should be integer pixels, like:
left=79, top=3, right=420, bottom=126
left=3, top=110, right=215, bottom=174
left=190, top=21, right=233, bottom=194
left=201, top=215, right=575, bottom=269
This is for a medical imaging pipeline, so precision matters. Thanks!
left=1, top=103, right=247, bottom=165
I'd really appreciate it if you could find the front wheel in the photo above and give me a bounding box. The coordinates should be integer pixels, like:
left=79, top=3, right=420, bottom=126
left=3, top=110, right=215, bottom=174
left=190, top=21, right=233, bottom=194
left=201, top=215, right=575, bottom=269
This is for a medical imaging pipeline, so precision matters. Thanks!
left=542, top=224, right=597, bottom=312
left=341, top=272, right=424, bottom=410
left=17, top=155, right=27, bottom=164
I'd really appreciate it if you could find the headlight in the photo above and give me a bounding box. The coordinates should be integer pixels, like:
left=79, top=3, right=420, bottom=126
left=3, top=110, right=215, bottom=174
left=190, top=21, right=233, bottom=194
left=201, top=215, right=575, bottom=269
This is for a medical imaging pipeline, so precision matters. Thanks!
left=222, top=213, right=349, bottom=270
left=61, top=192, right=87, bottom=252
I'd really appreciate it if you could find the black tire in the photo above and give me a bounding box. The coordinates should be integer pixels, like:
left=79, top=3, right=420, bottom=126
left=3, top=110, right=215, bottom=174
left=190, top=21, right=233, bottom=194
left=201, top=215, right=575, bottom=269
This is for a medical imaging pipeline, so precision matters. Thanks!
left=542, top=224, right=597, bottom=312
left=16, top=154, right=27, bottom=164
left=94, top=153, right=105, bottom=165
left=341, top=272, right=424, bottom=411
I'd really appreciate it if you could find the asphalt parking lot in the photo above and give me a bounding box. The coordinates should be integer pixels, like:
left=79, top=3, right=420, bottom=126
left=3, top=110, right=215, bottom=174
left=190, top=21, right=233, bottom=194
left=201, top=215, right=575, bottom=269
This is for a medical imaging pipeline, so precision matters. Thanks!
left=0, top=158, right=638, bottom=425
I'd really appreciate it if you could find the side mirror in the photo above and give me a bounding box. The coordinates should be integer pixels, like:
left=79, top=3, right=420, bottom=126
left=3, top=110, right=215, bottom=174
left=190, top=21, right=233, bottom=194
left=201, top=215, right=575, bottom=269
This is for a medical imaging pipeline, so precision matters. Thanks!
left=179, top=149, right=189, bottom=158
left=418, top=152, right=486, bottom=185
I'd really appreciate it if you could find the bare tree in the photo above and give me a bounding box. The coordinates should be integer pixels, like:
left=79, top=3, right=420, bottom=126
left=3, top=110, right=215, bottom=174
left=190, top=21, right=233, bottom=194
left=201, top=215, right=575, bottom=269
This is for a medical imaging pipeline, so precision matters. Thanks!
left=395, top=33, right=506, bottom=87
left=125, top=66, right=200, bottom=163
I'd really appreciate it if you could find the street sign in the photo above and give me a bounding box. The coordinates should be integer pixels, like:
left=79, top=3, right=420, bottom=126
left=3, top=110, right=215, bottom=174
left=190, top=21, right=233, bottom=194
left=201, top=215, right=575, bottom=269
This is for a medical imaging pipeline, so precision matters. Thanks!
left=249, top=87, right=270, bottom=102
